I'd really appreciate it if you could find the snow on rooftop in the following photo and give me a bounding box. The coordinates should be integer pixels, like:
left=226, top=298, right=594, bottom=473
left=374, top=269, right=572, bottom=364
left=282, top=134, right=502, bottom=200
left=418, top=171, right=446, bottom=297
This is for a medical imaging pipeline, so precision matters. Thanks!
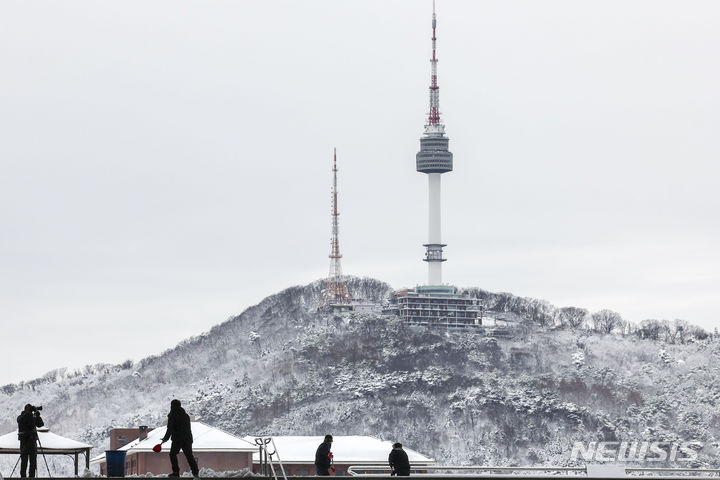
left=90, top=422, right=255, bottom=465
left=243, top=435, right=435, bottom=465
left=0, top=428, right=92, bottom=451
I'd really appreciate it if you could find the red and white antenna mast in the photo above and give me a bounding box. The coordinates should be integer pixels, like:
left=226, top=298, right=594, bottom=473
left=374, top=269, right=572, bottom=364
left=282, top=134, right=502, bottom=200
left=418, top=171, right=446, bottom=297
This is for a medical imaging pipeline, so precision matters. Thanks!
left=427, top=0, right=443, bottom=131
left=323, top=148, right=352, bottom=308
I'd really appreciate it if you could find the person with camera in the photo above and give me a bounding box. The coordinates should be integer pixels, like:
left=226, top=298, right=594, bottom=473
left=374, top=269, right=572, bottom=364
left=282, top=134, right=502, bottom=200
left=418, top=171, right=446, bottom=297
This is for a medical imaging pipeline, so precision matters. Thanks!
left=17, top=404, right=44, bottom=478
left=160, top=399, right=199, bottom=478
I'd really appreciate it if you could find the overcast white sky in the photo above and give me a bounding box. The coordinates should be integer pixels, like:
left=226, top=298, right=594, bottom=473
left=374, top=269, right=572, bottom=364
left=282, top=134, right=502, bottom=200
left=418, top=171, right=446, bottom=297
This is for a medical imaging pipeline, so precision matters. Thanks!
left=1, top=1, right=719, bottom=385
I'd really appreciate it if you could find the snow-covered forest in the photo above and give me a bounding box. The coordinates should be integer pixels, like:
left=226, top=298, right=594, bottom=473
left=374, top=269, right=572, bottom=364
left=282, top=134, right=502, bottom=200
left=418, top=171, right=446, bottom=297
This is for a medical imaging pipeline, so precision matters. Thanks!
left=1, top=277, right=718, bottom=474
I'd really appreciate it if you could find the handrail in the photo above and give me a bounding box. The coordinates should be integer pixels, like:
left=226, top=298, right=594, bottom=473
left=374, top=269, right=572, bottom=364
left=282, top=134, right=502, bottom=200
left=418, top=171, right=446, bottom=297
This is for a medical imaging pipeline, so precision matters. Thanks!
left=626, top=469, right=720, bottom=474
left=346, top=465, right=720, bottom=477
left=347, top=466, right=586, bottom=476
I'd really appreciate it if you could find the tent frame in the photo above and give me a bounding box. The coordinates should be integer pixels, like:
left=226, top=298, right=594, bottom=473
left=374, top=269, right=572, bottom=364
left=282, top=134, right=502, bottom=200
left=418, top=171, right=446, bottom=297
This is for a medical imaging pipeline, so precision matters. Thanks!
left=0, top=446, right=91, bottom=476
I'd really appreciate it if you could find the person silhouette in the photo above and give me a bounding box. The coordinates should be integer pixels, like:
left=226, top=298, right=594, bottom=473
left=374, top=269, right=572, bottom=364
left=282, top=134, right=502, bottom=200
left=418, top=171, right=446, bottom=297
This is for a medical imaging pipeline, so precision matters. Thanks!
left=161, top=399, right=199, bottom=478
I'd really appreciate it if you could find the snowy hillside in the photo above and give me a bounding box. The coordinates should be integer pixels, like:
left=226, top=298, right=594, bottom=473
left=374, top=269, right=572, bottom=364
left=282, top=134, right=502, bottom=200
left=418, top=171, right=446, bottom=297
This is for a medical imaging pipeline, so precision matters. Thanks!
left=1, top=277, right=719, bottom=474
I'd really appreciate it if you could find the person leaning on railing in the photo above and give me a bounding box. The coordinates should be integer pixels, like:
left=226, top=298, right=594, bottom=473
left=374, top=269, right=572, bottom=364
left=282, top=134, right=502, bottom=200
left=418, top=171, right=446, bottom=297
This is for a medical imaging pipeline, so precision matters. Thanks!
left=389, top=442, right=410, bottom=476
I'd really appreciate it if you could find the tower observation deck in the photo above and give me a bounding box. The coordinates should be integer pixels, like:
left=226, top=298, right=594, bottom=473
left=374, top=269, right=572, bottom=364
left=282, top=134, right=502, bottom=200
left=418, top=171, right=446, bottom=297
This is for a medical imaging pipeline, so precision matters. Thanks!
left=417, top=1, right=452, bottom=286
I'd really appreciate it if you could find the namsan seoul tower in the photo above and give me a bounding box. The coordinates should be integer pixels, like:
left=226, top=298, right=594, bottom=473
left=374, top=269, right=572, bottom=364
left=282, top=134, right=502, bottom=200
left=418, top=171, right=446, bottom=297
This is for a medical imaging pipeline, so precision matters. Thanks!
left=390, top=1, right=480, bottom=328
left=416, top=0, right=453, bottom=286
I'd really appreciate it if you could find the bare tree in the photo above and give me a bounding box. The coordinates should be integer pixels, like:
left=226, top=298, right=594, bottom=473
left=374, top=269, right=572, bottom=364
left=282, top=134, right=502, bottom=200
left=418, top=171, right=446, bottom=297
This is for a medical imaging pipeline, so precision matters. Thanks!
left=528, top=299, right=555, bottom=327
left=672, top=319, right=690, bottom=344
left=688, top=325, right=710, bottom=341
left=558, top=307, right=588, bottom=329
left=657, top=319, right=675, bottom=342
left=621, top=319, right=635, bottom=335
left=591, top=309, right=623, bottom=334
left=637, top=318, right=707, bottom=343
left=637, top=319, right=664, bottom=340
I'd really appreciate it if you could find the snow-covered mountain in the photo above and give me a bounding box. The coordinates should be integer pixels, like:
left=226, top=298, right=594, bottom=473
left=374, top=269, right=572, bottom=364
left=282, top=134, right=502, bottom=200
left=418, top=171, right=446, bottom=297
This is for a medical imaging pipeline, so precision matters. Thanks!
left=1, top=277, right=718, bottom=474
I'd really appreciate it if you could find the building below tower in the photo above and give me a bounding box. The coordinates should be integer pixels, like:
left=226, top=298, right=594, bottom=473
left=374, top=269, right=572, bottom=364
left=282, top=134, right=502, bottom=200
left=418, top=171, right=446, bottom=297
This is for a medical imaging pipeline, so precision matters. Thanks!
left=320, top=301, right=355, bottom=315
left=386, top=286, right=481, bottom=328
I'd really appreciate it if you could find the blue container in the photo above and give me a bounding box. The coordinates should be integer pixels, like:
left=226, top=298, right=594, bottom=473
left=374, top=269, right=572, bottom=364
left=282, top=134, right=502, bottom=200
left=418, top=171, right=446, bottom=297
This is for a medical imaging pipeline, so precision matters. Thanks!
left=105, top=450, right=127, bottom=477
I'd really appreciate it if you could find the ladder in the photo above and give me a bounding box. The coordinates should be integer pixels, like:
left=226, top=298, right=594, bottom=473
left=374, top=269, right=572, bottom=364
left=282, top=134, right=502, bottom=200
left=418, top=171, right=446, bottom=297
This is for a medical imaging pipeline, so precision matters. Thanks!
left=254, top=437, right=288, bottom=480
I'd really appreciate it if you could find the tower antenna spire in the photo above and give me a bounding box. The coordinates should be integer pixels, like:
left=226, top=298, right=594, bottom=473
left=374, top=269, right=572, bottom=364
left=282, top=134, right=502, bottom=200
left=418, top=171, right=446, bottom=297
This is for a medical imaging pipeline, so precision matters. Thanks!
left=322, top=148, right=353, bottom=310
left=426, top=0, right=442, bottom=130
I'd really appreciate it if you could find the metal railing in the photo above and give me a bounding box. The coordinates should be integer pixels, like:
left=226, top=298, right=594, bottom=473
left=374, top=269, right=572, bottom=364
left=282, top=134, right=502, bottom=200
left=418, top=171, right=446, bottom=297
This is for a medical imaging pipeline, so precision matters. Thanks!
left=626, top=468, right=720, bottom=476
left=346, top=465, right=720, bottom=478
left=347, top=466, right=586, bottom=476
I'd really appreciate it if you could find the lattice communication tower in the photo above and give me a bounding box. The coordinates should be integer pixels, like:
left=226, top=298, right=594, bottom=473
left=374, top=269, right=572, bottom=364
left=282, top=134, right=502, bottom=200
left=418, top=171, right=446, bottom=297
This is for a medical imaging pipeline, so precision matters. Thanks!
left=322, top=148, right=352, bottom=307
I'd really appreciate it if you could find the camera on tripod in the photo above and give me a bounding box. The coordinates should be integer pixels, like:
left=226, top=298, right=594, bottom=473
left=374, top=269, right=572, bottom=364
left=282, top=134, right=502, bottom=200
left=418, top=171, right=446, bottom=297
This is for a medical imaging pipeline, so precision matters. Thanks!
left=29, top=405, right=42, bottom=414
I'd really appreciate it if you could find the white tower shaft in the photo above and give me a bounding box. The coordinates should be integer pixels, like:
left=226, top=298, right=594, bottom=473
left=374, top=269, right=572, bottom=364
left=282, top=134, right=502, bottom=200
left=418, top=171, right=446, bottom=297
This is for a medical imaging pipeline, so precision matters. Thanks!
left=428, top=173, right=442, bottom=285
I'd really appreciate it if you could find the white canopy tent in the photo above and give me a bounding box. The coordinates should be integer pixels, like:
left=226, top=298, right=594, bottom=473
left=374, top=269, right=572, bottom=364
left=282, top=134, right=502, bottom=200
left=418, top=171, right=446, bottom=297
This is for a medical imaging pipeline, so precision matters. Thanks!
left=0, top=428, right=93, bottom=476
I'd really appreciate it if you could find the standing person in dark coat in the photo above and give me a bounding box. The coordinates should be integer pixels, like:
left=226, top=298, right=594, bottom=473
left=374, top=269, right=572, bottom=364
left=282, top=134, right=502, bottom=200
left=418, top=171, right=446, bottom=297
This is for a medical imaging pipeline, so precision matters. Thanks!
left=314, top=435, right=333, bottom=476
left=161, top=399, right=199, bottom=478
left=17, top=404, right=44, bottom=478
left=389, top=442, right=410, bottom=476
